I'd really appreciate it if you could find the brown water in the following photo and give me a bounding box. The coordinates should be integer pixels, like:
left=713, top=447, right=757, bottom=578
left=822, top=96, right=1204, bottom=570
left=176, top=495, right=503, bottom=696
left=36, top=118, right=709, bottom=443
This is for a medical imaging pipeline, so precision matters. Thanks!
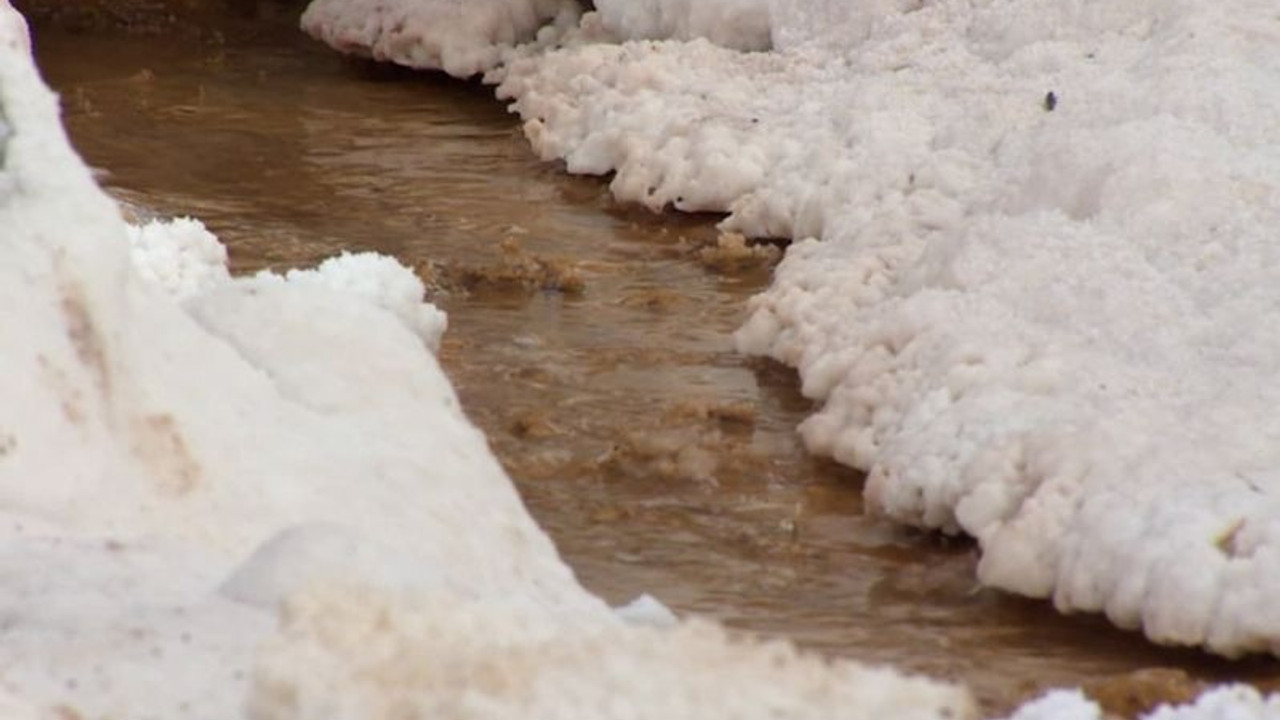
left=31, top=19, right=1280, bottom=716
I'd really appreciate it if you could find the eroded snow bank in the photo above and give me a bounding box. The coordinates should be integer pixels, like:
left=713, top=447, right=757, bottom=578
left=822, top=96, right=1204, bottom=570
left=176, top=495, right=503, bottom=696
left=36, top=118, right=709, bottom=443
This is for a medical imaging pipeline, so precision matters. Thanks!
left=0, top=2, right=977, bottom=718
left=495, top=2, right=1280, bottom=657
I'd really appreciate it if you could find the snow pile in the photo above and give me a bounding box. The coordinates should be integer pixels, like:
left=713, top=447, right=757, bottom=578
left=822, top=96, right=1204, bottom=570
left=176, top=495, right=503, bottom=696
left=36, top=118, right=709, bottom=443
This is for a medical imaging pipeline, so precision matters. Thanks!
left=0, top=2, right=977, bottom=718
left=127, top=217, right=232, bottom=300
left=1005, top=687, right=1280, bottom=720
left=258, top=252, right=449, bottom=353
left=127, top=220, right=448, bottom=351
left=300, top=0, right=583, bottom=77
left=1001, top=691, right=1100, bottom=720
left=494, top=1, right=1280, bottom=656
left=297, top=0, right=780, bottom=76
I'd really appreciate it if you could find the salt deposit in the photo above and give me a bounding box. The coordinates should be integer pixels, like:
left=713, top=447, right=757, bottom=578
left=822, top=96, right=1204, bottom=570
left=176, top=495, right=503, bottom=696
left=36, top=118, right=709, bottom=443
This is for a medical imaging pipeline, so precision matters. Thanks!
left=493, top=0, right=1280, bottom=659
left=1, top=1, right=977, bottom=717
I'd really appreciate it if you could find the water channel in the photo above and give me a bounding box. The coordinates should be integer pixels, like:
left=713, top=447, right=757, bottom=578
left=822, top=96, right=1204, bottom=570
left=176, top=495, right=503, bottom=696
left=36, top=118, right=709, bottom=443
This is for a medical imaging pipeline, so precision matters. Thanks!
left=29, top=13, right=1279, bottom=715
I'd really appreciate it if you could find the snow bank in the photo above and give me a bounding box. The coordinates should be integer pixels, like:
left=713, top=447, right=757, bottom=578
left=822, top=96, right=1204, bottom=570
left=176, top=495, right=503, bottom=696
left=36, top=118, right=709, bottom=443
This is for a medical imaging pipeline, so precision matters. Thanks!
left=297, top=0, right=778, bottom=76
left=495, top=1, right=1280, bottom=656
left=127, top=217, right=232, bottom=299
left=257, top=252, right=449, bottom=353
left=0, top=2, right=976, bottom=718
left=251, top=585, right=969, bottom=720
left=1004, top=687, right=1280, bottom=720
left=300, top=0, right=583, bottom=77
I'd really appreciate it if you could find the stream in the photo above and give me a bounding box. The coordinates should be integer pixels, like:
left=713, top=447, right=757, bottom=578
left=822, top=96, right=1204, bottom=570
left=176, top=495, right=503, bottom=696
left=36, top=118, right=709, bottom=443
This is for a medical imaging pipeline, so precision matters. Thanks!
left=30, top=14, right=1278, bottom=715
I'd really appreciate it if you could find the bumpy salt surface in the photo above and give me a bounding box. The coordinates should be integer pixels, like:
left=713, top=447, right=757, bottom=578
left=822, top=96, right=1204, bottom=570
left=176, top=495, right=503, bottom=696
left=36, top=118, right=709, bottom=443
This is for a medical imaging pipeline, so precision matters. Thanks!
left=300, top=0, right=583, bottom=77
left=2, top=2, right=979, bottom=718
left=494, top=1, right=1280, bottom=658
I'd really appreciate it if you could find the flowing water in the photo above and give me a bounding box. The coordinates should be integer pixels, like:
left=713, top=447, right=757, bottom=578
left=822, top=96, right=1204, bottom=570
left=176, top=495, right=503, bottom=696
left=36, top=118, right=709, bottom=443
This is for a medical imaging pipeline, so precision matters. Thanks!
left=30, top=15, right=1280, bottom=716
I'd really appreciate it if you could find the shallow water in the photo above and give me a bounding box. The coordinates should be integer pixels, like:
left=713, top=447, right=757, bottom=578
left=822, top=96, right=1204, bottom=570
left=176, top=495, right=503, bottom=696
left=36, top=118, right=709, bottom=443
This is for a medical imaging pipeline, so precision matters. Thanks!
left=31, top=19, right=1279, bottom=715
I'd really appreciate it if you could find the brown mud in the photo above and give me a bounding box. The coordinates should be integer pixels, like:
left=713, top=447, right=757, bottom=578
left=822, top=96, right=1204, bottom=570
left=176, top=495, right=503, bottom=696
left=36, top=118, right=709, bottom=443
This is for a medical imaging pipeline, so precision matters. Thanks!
left=28, top=12, right=1280, bottom=717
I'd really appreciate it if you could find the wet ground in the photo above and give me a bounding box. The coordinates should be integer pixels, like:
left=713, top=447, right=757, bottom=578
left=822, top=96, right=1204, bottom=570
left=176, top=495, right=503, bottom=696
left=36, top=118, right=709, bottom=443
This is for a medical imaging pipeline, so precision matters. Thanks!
left=29, top=17, right=1280, bottom=716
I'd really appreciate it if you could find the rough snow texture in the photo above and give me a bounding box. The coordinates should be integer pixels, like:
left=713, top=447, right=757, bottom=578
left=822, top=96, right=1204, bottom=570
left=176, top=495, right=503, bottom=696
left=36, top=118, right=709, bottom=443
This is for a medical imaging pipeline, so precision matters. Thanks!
left=0, top=2, right=977, bottom=718
left=593, top=0, right=771, bottom=50
left=1004, top=687, right=1280, bottom=720
left=300, top=0, right=583, bottom=77
left=1146, top=688, right=1280, bottom=720
left=251, top=586, right=973, bottom=720
left=259, top=252, right=449, bottom=353
left=496, top=3, right=1280, bottom=656
left=127, top=217, right=232, bottom=300
left=127, top=219, right=448, bottom=351
left=1001, top=691, right=1102, bottom=720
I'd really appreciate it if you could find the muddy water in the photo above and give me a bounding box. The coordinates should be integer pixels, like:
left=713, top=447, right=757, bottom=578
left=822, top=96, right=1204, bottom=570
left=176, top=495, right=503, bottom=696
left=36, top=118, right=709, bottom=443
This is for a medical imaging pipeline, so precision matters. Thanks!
left=32, top=22, right=1278, bottom=716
